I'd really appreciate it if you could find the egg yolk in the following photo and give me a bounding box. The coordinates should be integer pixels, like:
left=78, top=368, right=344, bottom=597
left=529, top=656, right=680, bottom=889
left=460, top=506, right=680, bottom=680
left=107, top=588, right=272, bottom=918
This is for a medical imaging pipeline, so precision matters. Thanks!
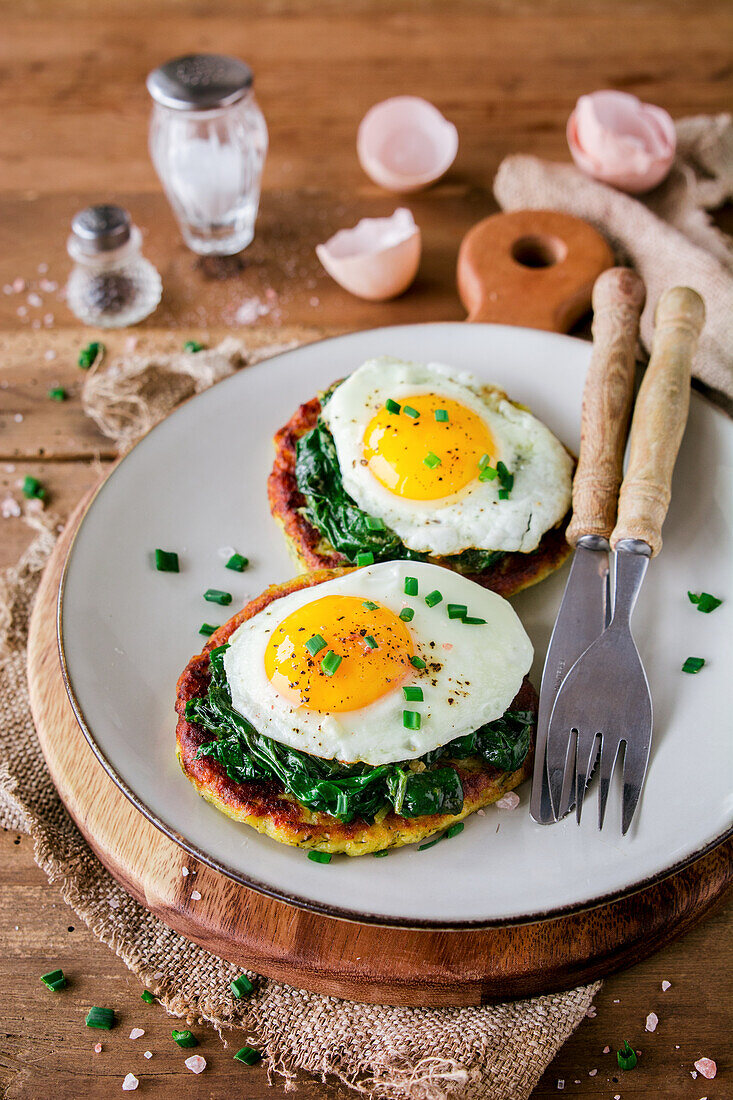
left=264, top=594, right=413, bottom=713
left=363, top=393, right=496, bottom=501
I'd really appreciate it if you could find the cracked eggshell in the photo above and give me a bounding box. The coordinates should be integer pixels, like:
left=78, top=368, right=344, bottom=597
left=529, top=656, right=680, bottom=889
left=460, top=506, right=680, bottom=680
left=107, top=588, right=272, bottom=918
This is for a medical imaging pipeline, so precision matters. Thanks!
left=567, top=90, right=676, bottom=194
left=357, top=96, right=458, bottom=193
left=316, top=208, right=421, bottom=301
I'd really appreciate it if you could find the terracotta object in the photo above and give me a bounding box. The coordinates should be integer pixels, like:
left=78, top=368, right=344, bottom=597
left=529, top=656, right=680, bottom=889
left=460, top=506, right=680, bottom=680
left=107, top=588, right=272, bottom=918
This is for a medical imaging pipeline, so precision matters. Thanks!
left=457, top=209, right=614, bottom=331
left=567, top=91, right=676, bottom=194
left=316, top=208, right=421, bottom=300
left=357, top=96, right=458, bottom=193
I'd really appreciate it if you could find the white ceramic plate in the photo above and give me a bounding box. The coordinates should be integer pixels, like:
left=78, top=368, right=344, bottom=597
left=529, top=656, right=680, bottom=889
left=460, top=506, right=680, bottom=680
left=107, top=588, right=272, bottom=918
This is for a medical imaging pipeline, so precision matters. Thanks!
left=59, top=324, right=733, bottom=926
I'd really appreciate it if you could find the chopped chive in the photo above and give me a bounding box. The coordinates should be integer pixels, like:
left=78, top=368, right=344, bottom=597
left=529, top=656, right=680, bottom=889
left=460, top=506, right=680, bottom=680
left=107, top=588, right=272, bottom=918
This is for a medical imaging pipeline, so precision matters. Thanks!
left=682, top=656, right=705, bottom=674
left=417, top=837, right=441, bottom=851
left=425, top=590, right=443, bottom=608
left=497, top=460, right=514, bottom=492
left=423, top=452, right=441, bottom=469
left=204, top=588, right=232, bottom=605
left=183, top=339, right=205, bottom=353
left=479, top=465, right=498, bottom=482
left=462, top=616, right=487, bottom=625
left=230, top=974, right=254, bottom=998
left=403, top=405, right=419, bottom=419
left=617, top=1040, right=637, bottom=1070
left=234, top=1045, right=263, bottom=1065
left=85, top=1007, right=115, bottom=1030
left=402, top=685, right=423, bottom=702
left=385, top=398, right=401, bottom=415
left=305, top=634, right=326, bottom=657
left=478, top=453, right=491, bottom=469
left=140, top=990, right=156, bottom=1004
left=403, top=710, right=421, bottom=730
left=48, top=386, right=66, bottom=401
left=399, top=607, right=415, bottom=622
left=444, top=822, right=464, bottom=839
left=307, top=851, right=331, bottom=864
left=199, top=623, right=217, bottom=637
left=40, top=968, right=67, bottom=991
left=373, top=849, right=389, bottom=858
left=410, top=655, right=426, bottom=669
left=434, top=409, right=449, bottom=422
left=365, top=516, right=385, bottom=531
left=498, top=488, right=509, bottom=500
left=447, top=603, right=468, bottom=619
left=22, top=475, right=46, bottom=500
left=226, top=552, right=249, bottom=572
left=364, top=635, right=379, bottom=649
left=78, top=341, right=104, bottom=369
left=155, top=548, right=179, bottom=572
left=172, top=1028, right=198, bottom=1048
left=356, top=551, right=374, bottom=567
left=688, top=591, right=722, bottom=613
left=404, top=576, right=418, bottom=596
left=321, top=650, right=342, bottom=676
left=362, top=600, right=379, bottom=610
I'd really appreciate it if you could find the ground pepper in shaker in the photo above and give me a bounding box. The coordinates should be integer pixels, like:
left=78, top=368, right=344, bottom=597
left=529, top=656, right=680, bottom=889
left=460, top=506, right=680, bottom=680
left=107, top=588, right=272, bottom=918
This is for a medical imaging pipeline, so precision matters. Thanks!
left=66, top=205, right=162, bottom=328
left=147, top=54, right=268, bottom=256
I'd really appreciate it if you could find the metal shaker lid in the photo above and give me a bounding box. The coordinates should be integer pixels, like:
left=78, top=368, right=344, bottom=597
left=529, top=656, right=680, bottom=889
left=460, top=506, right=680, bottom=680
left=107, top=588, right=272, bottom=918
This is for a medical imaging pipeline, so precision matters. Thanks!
left=146, top=54, right=254, bottom=111
left=70, top=205, right=132, bottom=255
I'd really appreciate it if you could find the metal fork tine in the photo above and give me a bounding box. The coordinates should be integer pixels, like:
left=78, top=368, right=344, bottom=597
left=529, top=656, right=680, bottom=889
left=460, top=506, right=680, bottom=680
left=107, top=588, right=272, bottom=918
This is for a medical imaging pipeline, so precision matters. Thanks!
left=621, top=731, right=652, bottom=835
left=597, top=736, right=622, bottom=829
left=575, top=730, right=601, bottom=825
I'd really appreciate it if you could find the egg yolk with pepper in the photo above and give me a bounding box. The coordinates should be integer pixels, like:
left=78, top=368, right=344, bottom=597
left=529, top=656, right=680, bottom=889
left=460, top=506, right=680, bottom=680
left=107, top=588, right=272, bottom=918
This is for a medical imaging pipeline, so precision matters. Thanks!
left=363, top=393, right=496, bottom=501
left=264, top=595, right=412, bottom=712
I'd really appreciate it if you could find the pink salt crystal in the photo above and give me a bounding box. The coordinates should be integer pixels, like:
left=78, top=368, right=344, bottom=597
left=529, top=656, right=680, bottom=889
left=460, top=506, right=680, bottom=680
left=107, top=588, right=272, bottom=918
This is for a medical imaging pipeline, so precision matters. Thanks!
left=662, top=980, right=671, bottom=991
left=182, top=867, right=189, bottom=876
left=94, top=1042, right=103, bottom=1053
left=603, top=1045, right=610, bottom=1053
left=441, top=643, right=453, bottom=651
left=190, top=889, right=202, bottom=900
left=17, top=306, right=27, bottom=317
left=12, top=278, right=26, bottom=293
left=27, top=292, right=43, bottom=308
left=40, top=279, right=58, bottom=292
left=557, top=1082, right=564, bottom=1091
left=2, top=497, right=22, bottom=519
left=476, top=809, right=486, bottom=817
left=645, top=1011, right=658, bottom=1032
left=691, top=1071, right=698, bottom=1079
left=496, top=792, right=520, bottom=810
left=589, top=1069, right=597, bottom=1076
left=124, top=336, right=138, bottom=353
left=38, top=263, right=49, bottom=274
left=44, top=314, right=54, bottom=326
left=121, top=1074, right=138, bottom=1091
left=185, top=1054, right=207, bottom=1074
left=129, top=1028, right=144, bottom=1040
left=144, top=1051, right=152, bottom=1059
left=694, top=1058, right=716, bottom=1080
left=44, top=349, right=57, bottom=361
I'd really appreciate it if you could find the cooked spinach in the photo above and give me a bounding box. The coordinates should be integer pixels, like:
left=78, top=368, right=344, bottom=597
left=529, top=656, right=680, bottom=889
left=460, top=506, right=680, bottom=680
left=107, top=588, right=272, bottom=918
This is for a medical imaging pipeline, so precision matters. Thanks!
left=186, top=645, right=532, bottom=823
left=294, top=418, right=505, bottom=573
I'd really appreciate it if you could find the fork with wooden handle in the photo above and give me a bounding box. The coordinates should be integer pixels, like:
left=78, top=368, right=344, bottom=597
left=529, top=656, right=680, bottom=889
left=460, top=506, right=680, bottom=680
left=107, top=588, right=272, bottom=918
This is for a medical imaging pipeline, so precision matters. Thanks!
left=546, top=286, right=705, bottom=834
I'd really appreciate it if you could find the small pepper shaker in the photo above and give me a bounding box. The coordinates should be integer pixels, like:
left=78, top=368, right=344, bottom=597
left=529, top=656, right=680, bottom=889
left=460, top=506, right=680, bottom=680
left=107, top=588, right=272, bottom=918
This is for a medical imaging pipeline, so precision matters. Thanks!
left=66, top=205, right=162, bottom=328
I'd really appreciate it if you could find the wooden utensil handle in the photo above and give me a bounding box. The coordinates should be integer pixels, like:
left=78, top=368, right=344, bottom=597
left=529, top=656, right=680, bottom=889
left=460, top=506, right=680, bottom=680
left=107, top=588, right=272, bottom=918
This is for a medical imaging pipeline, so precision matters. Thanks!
left=566, top=268, right=645, bottom=546
left=611, top=287, right=705, bottom=556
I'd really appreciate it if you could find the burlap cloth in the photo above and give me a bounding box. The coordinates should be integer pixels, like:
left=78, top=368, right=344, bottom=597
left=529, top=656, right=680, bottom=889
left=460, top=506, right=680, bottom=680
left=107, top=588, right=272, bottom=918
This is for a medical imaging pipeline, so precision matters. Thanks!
left=495, top=113, right=733, bottom=409
left=0, top=336, right=601, bottom=1098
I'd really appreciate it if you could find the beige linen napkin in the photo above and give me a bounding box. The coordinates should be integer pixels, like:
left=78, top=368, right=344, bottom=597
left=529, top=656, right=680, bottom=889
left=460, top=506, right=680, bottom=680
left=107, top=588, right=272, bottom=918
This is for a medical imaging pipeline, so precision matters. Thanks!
left=0, top=334, right=599, bottom=1100
left=494, top=114, right=733, bottom=408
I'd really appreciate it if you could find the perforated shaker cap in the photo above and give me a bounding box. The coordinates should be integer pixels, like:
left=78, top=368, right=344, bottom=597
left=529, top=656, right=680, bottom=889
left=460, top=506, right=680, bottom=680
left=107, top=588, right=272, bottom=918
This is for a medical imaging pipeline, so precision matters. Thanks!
left=146, top=54, right=254, bottom=111
left=70, top=205, right=132, bottom=255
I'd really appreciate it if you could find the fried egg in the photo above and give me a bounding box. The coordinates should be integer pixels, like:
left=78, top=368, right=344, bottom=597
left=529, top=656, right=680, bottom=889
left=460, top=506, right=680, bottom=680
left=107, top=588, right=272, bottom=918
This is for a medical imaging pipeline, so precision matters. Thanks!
left=320, top=357, right=573, bottom=556
left=223, top=560, right=533, bottom=765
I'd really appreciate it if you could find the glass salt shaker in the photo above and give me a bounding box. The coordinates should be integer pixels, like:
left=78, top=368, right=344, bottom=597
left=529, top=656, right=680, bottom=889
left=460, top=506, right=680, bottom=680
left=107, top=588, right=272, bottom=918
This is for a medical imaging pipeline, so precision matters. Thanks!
left=146, top=53, right=268, bottom=256
left=66, top=205, right=162, bottom=328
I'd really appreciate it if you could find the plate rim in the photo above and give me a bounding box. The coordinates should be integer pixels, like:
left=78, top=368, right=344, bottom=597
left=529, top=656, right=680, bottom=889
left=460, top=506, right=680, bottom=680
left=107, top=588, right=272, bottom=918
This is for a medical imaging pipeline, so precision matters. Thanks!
left=57, top=321, right=733, bottom=930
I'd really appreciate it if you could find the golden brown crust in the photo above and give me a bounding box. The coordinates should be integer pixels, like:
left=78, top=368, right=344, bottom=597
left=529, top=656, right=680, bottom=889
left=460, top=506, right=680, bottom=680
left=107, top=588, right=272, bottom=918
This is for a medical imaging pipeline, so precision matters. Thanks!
left=176, top=570, right=537, bottom=855
left=267, top=394, right=572, bottom=598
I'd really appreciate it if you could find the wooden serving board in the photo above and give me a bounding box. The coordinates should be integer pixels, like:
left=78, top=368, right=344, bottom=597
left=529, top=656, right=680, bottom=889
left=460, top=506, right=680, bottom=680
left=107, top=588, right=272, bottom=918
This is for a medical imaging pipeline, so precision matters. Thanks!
left=28, top=497, right=732, bottom=1006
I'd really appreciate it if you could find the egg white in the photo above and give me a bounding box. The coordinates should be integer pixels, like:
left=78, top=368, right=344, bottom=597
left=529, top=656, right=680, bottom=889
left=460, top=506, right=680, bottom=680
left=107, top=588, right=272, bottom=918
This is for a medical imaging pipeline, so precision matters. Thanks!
left=320, top=357, right=573, bottom=556
left=223, top=561, right=533, bottom=765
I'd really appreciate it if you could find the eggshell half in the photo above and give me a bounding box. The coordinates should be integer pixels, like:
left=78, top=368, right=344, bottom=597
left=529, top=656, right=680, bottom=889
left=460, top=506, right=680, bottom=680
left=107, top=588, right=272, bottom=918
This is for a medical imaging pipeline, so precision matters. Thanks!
left=316, top=208, right=421, bottom=301
left=567, top=90, right=676, bottom=194
left=357, top=97, right=458, bottom=193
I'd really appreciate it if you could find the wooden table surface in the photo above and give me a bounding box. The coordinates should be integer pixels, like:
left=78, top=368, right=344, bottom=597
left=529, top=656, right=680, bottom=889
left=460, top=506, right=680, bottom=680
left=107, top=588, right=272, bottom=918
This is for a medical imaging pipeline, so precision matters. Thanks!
left=2, top=1, right=731, bottom=1096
